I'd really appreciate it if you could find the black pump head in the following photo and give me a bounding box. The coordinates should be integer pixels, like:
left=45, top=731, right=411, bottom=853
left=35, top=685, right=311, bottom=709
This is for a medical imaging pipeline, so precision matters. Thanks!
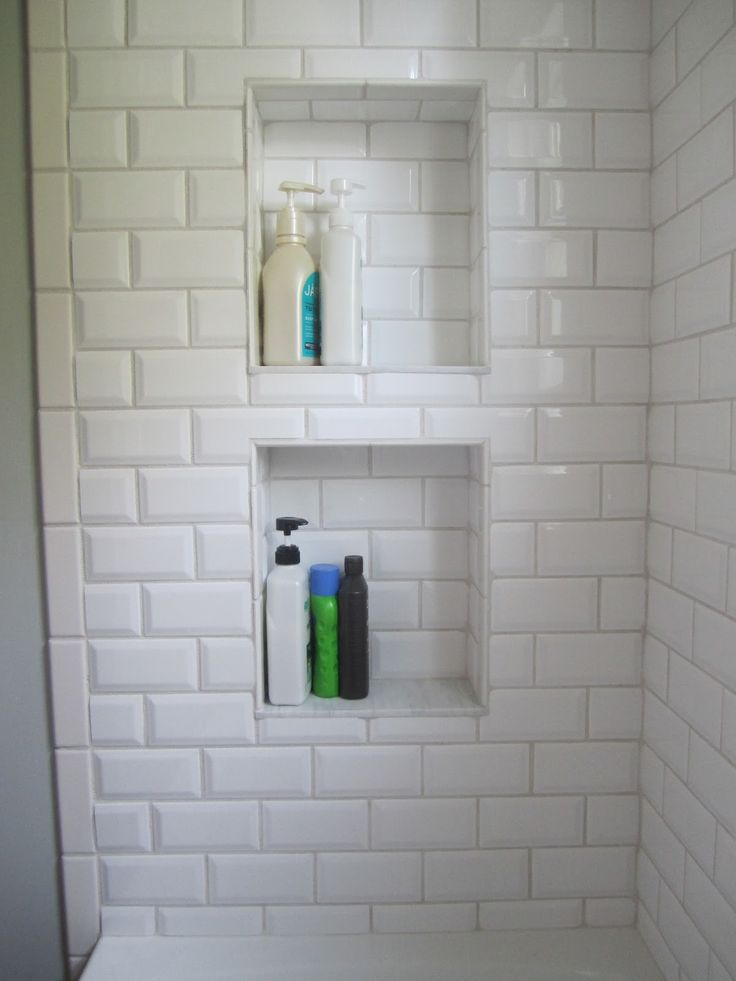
left=275, top=516, right=308, bottom=537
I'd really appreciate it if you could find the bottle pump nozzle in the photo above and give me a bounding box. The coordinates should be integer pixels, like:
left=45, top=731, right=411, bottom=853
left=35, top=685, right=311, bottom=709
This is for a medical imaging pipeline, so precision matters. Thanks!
left=274, top=516, right=307, bottom=566
left=329, top=178, right=365, bottom=228
left=276, top=181, right=323, bottom=243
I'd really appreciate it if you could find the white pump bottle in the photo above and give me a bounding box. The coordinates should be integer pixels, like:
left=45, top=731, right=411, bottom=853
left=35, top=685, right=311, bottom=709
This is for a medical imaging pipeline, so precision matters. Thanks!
left=320, top=178, right=365, bottom=366
left=262, top=181, right=323, bottom=366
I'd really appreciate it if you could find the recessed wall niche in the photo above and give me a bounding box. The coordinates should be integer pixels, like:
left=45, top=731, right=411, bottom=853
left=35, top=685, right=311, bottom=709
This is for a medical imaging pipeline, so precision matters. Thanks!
left=245, top=80, right=489, bottom=372
left=250, top=441, right=490, bottom=717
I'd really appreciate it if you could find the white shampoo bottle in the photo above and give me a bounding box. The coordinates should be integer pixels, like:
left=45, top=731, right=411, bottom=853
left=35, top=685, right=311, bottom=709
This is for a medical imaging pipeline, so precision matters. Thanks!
left=263, top=181, right=323, bottom=366
left=266, top=517, right=311, bottom=706
left=320, top=178, right=365, bottom=366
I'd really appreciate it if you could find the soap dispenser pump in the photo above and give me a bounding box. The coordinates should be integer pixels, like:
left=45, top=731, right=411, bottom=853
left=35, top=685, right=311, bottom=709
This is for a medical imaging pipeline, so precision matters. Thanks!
left=266, top=516, right=311, bottom=705
left=320, top=178, right=365, bottom=366
left=263, top=181, right=323, bottom=367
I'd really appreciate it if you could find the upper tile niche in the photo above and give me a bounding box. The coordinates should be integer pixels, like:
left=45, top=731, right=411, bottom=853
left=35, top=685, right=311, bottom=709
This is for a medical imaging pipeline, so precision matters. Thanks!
left=245, top=81, right=489, bottom=372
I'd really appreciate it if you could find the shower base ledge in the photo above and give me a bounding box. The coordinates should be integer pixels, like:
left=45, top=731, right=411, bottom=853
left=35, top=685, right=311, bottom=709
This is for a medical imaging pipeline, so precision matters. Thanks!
left=79, top=926, right=664, bottom=981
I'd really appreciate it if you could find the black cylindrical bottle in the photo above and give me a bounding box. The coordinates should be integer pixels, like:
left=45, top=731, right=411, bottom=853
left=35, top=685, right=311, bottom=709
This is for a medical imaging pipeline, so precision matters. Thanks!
left=338, top=554, right=369, bottom=699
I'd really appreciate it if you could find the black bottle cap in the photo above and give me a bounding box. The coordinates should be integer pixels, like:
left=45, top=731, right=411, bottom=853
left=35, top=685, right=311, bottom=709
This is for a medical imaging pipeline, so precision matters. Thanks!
left=344, top=554, right=363, bottom=575
left=275, top=544, right=300, bottom=566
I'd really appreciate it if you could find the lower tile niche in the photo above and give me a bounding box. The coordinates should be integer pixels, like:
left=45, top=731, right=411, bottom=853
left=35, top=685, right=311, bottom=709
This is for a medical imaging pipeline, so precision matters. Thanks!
left=251, top=441, right=489, bottom=717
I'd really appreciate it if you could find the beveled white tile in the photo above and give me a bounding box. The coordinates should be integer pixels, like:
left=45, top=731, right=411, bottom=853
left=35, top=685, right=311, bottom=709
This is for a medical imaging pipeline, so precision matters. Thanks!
left=490, top=231, right=593, bottom=287
left=677, top=0, right=734, bottom=80
left=675, top=255, right=731, bottom=337
left=425, top=850, right=527, bottom=902
left=189, top=170, right=245, bottom=228
left=422, top=51, right=534, bottom=109
left=539, top=53, right=648, bottom=109
left=537, top=407, right=646, bottom=462
left=33, top=173, right=71, bottom=289
left=371, top=631, right=466, bottom=679
left=251, top=373, right=363, bottom=406
left=36, top=294, right=74, bottom=407
left=45, top=528, right=85, bottom=636
left=595, top=0, right=650, bottom=49
left=67, top=0, right=125, bottom=46
left=596, top=231, right=652, bottom=287
left=90, top=695, right=145, bottom=747
left=602, top=464, right=648, bottom=518
left=259, top=717, right=365, bottom=745
left=372, top=799, right=475, bottom=850
left=76, top=291, right=187, bottom=349
left=594, top=112, right=650, bottom=168
left=84, top=584, right=142, bottom=638
left=196, top=525, right=252, bottom=579
left=651, top=338, right=699, bottom=402
left=143, top=582, right=252, bottom=636
left=80, top=410, right=190, bottom=465
left=480, top=796, right=583, bottom=847
left=480, top=689, right=586, bottom=742
left=600, top=576, right=645, bottom=630
left=62, top=857, right=100, bottom=956
left=537, top=521, right=644, bottom=576
left=131, top=110, right=243, bottom=167
left=651, top=157, right=677, bottom=227
left=307, top=408, right=420, bottom=440
left=365, top=0, right=476, bottom=46
left=647, top=580, right=694, bottom=657
left=595, top=349, right=649, bottom=404
left=70, top=50, right=184, bottom=108
left=247, top=0, right=359, bottom=44
left=488, top=171, right=535, bottom=228
left=372, top=530, right=467, bottom=579
left=80, top=470, right=136, bottom=525
left=133, top=231, right=245, bottom=288
left=367, top=374, right=479, bottom=406
left=363, top=268, right=420, bottom=319
left=71, top=231, right=128, bottom=289
left=369, top=716, right=476, bottom=743
left=95, top=749, right=201, bottom=799
left=480, top=0, right=591, bottom=47
left=372, top=214, right=468, bottom=266
left=677, top=108, right=734, bottom=209
left=140, top=467, right=249, bottom=523
left=540, top=290, right=648, bottom=346
left=95, top=802, right=152, bottom=852
left=536, top=633, right=641, bottom=687
left=374, top=903, right=477, bottom=934
left=88, top=640, right=197, bottom=691
left=69, top=110, right=127, bottom=168
left=540, top=172, right=648, bottom=228
left=532, top=847, right=635, bottom=898
left=651, top=29, right=676, bottom=107
left=304, top=48, right=419, bottom=79
left=654, top=206, right=701, bottom=285
left=201, top=637, right=255, bottom=691
left=424, top=744, right=529, bottom=796
left=487, top=112, right=592, bottom=168
left=159, top=907, right=262, bottom=937
left=677, top=402, right=731, bottom=470
left=76, top=351, right=133, bottom=407
left=490, top=290, right=537, bottom=346
left=55, top=750, right=95, bottom=852
left=588, top=689, right=642, bottom=739
left=148, top=694, right=255, bottom=746
left=481, top=348, right=591, bottom=405
left=492, top=465, right=599, bottom=520
left=136, top=350, right=247, bottom=406
left=188, top=50, right=301, bottom=107
left=318, top=852, right=421, bottom=903
left=700, top=326, right=736, bottom=399
left=266, top=906, right=368, bottom=936
left=195, top=410, right=303, bottom=464
left=129, top=0, right=243, bottom=45
left=263, top=801, right=368, bottom=850
left=421, top=161, right=470, bottom=212
left=191, top=291, right=246, bottom=346
left=586, top=795, right=640, bottom=846
left=30, top=51, right=68, bottom=169
left=492, top=578, right=597, bottom=632
left=210, top=854, right=313, bottom=904
left=73, top=172, right=185, bottom=229
left=205, top=747, right=310, bottom=798
left=701, top=23, right=736, bottom=121
left=154, top=802, right=259, bottom=851
left=696, top=471, right=736, bottom=544
left=50, top=640, right=89, bottom=748
left=534, top=743, right=638, bottom=793
left=39, top=411, right=78, bottom=523
left=323, top=478, right=421, bottom=528
left=424, top=408, right=533, bottom=462
left=101, top=855, right=206, bottom=904
left=315, top=746, right=420, bottom=797
left=480, top=899, right=582, bottom=930
left=371, top=122, right=466, bottom=160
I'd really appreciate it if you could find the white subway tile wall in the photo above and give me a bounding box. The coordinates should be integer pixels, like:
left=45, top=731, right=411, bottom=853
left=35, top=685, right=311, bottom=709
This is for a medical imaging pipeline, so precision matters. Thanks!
left=641, top=4, right=736, bottom=981
left=26, top=0, right=736, bottom=975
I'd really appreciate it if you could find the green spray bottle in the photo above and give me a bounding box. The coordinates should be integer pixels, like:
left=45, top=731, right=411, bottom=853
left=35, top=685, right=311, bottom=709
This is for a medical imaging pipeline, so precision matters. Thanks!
left=309, top=563, right=340, bottom=698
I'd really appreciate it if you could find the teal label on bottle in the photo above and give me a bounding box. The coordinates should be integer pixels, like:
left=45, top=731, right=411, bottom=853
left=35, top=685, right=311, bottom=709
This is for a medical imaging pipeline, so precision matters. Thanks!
left=301, top=272, right=320, bottom=358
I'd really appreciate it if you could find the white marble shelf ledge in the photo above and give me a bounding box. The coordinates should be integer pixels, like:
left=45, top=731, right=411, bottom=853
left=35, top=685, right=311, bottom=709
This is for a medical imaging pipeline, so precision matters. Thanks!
left=257, top=678, right=483, bottom=718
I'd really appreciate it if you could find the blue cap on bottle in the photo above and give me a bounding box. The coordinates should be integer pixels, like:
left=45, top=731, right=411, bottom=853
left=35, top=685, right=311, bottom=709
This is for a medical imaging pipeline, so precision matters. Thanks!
left=310, top=563, right=340, bottom=596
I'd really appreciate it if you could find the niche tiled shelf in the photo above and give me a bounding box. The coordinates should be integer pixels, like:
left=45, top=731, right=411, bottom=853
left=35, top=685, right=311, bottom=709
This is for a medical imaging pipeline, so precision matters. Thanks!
left=245, top=80, right=489, bottom=373
left=251, top=441, right=490, bottom=717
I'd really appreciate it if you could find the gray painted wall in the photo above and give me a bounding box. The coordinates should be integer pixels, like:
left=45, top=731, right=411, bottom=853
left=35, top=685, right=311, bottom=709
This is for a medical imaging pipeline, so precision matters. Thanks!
left=0, top=2, right=67, bottom=978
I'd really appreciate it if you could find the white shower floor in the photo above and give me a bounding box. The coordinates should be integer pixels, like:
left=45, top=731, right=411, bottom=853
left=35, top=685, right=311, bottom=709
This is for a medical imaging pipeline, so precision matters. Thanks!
left=79, top=927, right=664, bottom=981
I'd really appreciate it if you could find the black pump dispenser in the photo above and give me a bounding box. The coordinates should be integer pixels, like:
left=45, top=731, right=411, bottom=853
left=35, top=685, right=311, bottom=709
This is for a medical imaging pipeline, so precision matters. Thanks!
left=274, top=516, right=307, bottom=566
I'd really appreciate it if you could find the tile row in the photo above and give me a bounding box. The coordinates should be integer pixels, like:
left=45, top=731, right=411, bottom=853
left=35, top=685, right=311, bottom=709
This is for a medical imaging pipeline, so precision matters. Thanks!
left=90, top=792, right=639, bottom=853
left=90, top=742, right=640, bottom=799
left=32, top=0, right=652, bottom=53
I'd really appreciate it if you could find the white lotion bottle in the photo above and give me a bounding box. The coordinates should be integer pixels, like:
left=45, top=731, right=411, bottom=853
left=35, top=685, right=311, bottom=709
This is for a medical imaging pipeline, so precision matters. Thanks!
left=320, top=178, right=365, bottom=366
left=263, top=181, right=323, bottom=366
left=266, top=517, right=311, bottom=706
